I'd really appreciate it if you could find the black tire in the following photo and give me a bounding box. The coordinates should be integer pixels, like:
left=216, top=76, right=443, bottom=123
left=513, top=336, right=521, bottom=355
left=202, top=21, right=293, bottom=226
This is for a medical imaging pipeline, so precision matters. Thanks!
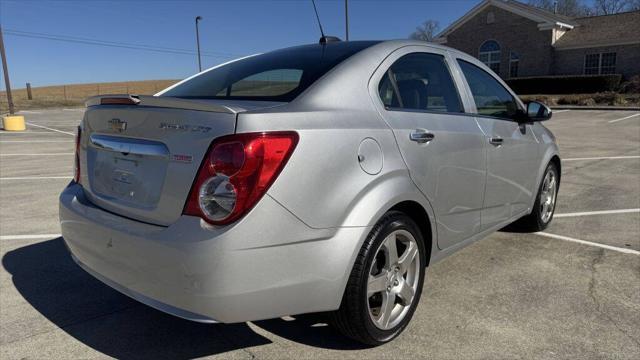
left=330, top=211, right=426, bottom=345
left=510, top=162, right=559, bottom=232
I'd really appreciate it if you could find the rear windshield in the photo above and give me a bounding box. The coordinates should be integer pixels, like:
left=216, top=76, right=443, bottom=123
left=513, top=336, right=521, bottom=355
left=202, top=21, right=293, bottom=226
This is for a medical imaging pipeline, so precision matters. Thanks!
left=161, top=41, right=379, bottom=102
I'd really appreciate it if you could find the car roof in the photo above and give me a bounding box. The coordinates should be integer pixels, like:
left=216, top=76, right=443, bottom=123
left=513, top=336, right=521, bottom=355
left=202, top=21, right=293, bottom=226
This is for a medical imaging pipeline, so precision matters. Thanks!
left=287, top=39, right=471, bottom=62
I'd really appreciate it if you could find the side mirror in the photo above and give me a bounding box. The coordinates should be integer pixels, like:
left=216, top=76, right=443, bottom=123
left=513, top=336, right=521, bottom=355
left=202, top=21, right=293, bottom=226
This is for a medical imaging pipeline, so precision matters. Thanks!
left=526, top=101, right=552, bottom=121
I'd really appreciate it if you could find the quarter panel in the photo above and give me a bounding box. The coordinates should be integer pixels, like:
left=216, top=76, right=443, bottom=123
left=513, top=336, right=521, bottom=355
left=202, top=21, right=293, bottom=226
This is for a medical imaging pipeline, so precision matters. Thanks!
left=273, top=128, right=405, bottom=228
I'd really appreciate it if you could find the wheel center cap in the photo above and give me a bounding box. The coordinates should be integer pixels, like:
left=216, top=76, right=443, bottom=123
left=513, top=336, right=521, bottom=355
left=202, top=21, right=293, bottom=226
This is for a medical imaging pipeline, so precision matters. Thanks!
left=386, top=267, right=401, bottom=288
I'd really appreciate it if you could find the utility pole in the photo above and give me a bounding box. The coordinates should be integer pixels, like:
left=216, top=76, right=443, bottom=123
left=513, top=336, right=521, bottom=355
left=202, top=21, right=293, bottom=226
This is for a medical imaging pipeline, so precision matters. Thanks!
left=0, top=25, right=15, bottom=115
left=195, top=16, right=203, bottom=72
left=345, top=0, right=349, bottom=41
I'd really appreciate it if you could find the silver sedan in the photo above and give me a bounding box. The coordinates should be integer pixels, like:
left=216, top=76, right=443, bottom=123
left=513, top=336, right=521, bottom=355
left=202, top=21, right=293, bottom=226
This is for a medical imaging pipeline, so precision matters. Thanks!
left=59, top=39, right=560, bottom=345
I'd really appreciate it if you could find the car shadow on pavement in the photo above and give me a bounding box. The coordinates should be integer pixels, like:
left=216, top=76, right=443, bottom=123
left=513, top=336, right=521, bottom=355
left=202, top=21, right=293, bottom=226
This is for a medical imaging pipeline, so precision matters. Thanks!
left=2, top=238, right=366, bottom=358
left=254, top=314, right=371, bottom=350
left=2, top=237, right=269, bottom=359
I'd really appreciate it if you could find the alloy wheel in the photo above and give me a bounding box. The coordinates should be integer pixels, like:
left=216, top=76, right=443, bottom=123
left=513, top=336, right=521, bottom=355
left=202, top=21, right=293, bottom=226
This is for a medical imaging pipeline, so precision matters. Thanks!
left=367, top=229, right=421, bottom=330
left=540, top=169, right=557, bottom=223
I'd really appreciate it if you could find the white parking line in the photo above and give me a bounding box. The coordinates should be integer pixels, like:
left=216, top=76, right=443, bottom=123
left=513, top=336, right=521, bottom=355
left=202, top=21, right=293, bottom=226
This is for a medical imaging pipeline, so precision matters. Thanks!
left=563, top=155, right=640, bottom=161
left=17, top=110, right=42, bottom=114
left=25, top=122, right=75, bottom=136
left=535, top=232, right=639, bottom=255
left=0, top=234, right=61, bottom=241
left=0, top=140, right=74, bottom=143
left=608, top=113, right=640, bottom=123
left=0, top=176, right=71, bottom=180
left=0, top=131, right=63, bottom=135
left=63, top=108, right=84, bottom=111
left=553, top=110, right=571, bottom=113
left=555, top=208, right=640, bottom=218
left=0, top=153, right=73, bottom=156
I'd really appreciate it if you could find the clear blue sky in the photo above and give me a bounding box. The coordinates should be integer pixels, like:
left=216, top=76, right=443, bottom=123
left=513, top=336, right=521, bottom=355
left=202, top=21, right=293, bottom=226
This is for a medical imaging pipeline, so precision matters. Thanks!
left=0, top=0, right=485, bottom=88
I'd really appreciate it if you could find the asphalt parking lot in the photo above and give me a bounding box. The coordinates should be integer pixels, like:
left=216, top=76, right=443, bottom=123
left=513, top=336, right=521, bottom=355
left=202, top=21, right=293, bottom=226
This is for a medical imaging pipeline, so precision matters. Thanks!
left=1, top=108, right=638, bottom=359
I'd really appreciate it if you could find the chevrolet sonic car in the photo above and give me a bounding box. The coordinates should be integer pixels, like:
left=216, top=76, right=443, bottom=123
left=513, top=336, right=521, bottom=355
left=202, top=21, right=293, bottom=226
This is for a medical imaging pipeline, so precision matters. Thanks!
left=59, top=39, right=560, bottom=345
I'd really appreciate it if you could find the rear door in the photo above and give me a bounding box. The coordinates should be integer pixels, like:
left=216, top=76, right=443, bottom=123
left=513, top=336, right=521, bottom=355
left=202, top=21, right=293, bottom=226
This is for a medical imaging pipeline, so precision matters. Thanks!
left=371, top=46, right=486, bottom=249
left=455, top=59, right=540, bottom=230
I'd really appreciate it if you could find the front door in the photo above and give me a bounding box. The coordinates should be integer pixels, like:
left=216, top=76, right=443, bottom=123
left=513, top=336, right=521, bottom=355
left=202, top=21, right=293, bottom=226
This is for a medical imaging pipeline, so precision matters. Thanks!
left=373, top=47, right=486, bottom=249
left=456, top=59, right=540, bottom=230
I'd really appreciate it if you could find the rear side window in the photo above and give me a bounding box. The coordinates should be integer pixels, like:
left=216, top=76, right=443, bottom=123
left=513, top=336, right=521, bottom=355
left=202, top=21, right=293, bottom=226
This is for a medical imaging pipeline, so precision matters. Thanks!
left=378, top=53, right=463, bottom=113
left=162, top=41, right=379, bottom=102
left=457, top=60, right=519, bottom=119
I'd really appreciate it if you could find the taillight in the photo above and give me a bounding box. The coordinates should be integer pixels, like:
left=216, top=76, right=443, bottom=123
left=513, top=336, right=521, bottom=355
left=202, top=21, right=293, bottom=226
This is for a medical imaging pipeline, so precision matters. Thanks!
left=184, top=131, right=299, bottom=225
left=73, top=126, right=81, bottom=183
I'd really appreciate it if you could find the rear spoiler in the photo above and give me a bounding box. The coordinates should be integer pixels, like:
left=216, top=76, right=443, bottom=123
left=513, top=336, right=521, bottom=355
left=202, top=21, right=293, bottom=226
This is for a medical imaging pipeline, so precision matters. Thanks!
left=85, top=94, right=237, bottom=114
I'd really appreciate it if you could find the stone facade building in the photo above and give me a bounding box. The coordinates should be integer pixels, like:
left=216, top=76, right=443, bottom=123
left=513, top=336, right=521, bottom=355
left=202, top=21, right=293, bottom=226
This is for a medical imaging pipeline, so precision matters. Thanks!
left=434, top=0, right=640, bottom=79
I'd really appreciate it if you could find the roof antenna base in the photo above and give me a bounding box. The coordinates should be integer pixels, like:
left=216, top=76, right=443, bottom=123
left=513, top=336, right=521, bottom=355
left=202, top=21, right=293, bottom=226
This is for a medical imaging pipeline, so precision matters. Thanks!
left=319, top=36, right=342, bottom=44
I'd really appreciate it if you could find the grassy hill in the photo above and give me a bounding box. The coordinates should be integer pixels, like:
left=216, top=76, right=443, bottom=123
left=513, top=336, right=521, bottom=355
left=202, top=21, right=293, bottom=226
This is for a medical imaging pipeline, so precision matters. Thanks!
left=0, top=79, right=178, bottom=113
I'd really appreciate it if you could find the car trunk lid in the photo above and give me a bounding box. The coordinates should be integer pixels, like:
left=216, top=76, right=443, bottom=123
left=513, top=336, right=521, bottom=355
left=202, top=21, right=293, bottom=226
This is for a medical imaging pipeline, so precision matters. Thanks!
left=79, top=95, right=283, bottom=226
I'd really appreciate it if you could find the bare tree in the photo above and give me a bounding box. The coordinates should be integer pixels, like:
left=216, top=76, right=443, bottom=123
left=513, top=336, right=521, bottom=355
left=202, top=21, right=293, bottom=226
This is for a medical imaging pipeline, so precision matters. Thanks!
left=409, top=20, right=440, bottom=41
left=527, top=0, right=589, bottom=17
left=592, top=0, right=638, bottom=14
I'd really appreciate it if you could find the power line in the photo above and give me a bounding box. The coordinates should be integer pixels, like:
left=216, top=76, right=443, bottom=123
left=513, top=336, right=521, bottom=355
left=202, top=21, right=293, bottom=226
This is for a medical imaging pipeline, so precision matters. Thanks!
left=4, top=29, right=242, bottom=59
left=6, top=29, right=238, bottom=57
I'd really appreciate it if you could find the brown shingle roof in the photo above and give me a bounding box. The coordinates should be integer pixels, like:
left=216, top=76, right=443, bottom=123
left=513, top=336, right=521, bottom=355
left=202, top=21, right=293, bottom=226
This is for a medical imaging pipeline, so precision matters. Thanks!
left=554, top=10, right=640, bottom=49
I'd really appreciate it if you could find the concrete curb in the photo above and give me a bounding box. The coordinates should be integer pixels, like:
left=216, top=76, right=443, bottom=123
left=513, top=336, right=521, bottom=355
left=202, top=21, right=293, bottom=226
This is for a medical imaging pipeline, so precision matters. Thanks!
left=551, top=106, right=640, bottom=111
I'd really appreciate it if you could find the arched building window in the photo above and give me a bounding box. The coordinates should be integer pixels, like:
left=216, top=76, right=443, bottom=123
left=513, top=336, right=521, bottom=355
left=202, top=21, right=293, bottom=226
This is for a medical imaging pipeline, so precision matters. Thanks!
left=510, top=51, right=520, bottom=78
left=479, top=40, right=501, bottom=74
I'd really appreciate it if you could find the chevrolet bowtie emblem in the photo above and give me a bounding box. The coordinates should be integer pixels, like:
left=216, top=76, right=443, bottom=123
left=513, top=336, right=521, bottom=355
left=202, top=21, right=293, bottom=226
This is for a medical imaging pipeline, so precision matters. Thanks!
left=108, top=118, right=127, bottom=132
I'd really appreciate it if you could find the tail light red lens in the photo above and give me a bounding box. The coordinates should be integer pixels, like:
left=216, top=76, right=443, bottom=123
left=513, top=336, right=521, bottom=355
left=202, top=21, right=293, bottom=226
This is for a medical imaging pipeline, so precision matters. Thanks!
left=73, top=126, right=82, bottom=183
left=184, top=131, right=299, bottom=225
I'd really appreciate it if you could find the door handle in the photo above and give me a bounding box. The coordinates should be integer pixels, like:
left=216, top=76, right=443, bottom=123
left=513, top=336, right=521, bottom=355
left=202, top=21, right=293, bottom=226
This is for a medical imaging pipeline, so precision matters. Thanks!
left=489, top=137, right=504, bottom=146
left=410, top=130, right=435, bottom=143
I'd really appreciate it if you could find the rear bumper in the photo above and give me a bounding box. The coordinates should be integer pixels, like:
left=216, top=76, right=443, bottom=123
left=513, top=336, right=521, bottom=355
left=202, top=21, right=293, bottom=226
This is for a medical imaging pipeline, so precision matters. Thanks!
left=59, top=183, right=369, bottom=323
left=70, top=252, right=218, bottom=323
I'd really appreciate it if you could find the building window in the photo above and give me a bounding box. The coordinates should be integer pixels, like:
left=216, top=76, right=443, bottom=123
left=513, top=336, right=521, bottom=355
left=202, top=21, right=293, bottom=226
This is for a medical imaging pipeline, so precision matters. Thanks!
left=584, top=54, right=600, bottom=74
left=509, top=52, right=520, bottom=78
left=479, top=40, right=501, bottom=75
left=601, top=53, right=616, bottom=74
left=584, top=52, right=616, bottom=75
left=487, top=12, right=495, bottom=24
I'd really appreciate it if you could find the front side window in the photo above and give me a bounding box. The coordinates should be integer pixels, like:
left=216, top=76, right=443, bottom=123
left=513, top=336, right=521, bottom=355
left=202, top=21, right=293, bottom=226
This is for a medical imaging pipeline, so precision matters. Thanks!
left=457, top=59, right=519, bottom=119
left=162, top=41, right=379, bottom=101
left=378, top=52, right=463, bottom=113
left=479, top=40, right=501, bottom=75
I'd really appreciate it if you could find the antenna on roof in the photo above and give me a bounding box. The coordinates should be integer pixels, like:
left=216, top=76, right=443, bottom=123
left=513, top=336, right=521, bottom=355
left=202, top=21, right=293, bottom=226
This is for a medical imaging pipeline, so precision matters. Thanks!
left=311, top=0, right=325, bottom=38
left=311, top=0, right=342, bottom=44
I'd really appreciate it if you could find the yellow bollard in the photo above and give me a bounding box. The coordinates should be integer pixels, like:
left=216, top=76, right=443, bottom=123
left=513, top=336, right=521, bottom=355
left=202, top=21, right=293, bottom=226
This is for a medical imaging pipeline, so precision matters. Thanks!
left=2, top=115, right=26, bottom=131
